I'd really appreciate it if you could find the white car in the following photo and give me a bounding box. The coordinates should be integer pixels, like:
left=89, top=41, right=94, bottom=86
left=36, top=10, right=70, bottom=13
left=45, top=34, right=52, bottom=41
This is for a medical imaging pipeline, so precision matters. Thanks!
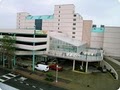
left=35, top=64, right=49, bottom=72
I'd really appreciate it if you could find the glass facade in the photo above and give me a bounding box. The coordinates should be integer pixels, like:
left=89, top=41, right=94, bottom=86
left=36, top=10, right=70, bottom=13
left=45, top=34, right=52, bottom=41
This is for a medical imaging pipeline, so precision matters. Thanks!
left=49, top=37, right=85, bottom=53
left=48, top=37, right=103, bottom=62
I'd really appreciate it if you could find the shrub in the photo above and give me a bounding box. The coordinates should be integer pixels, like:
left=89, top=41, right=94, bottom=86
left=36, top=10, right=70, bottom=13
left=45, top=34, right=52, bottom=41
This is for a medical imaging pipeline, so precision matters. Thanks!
left=45, top=72, right=54, bottom=82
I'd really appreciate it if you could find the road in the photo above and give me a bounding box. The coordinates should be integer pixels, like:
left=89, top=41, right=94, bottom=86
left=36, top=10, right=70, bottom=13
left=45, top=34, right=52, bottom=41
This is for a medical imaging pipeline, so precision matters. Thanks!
left=0, top=68, right=66, bottom=90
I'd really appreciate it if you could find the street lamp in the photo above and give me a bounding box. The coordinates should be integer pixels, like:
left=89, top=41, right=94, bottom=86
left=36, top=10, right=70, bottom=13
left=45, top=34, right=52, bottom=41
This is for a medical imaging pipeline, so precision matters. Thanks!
left=32, top=28, right=36, bottom=71
left=56, top=64, right=58, bottom=82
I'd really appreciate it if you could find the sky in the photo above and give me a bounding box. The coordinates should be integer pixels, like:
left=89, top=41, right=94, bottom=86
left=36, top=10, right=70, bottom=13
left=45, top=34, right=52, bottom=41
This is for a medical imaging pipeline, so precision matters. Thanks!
left=0, top=0, right=120, bottom=28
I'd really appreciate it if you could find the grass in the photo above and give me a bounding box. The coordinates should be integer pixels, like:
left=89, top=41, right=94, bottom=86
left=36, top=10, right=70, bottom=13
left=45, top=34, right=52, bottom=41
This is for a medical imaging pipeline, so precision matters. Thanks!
left=49, top=65, right=120, bottom=90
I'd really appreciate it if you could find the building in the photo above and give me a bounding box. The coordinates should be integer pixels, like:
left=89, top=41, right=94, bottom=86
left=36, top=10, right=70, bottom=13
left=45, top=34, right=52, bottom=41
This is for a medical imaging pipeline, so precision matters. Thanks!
left=90, top=25, right=120, bottom=57
left=83, top=20, right=93, bottom=46
left=0, top=4, right=120, bottom=72
left=103, top=26, right=120, bottom=57
left=0, top=29, right=48, bottom=71
left=90, top=25, right=105, bottom=49
left=17, top=4, right=92, bottom=41
left=47, top=31, right=103, bottom=72
left=0, top=29, right=103, bottom=72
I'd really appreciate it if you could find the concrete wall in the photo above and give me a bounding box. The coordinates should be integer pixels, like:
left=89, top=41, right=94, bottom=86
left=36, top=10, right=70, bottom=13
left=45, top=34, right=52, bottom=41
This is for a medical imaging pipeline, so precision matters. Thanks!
left=90, top=33, right=104, bottom=48
left=103, top=26, right=120, bottom=57
left=17, top=12, right=30, bottom=29
left=90, top=27, right=104, bottom=49
left=82, top=20, right=92, bottom=46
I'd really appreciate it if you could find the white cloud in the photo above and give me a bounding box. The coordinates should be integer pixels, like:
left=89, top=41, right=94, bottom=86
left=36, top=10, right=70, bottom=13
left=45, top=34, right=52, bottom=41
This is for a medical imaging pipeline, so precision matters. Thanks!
left=0, top=0, right=120, bottom=28
left=0, top=0, right=18, bottom=13
left=34, top=0, right=76, bottom=5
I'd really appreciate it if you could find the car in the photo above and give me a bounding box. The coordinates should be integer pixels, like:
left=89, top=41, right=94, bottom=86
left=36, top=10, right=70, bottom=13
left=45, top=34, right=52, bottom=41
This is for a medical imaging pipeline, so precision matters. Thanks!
left=35, top=64, right=49, bottom=72
left=49, top=64, right=63, bottom=71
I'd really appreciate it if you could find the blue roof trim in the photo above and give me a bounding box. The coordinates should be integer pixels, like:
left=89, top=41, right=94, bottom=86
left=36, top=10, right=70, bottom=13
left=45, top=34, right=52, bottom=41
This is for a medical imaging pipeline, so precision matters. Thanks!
left=91, top=27, right=104, bottom=33
left=26, top=15, right=54, bottom=20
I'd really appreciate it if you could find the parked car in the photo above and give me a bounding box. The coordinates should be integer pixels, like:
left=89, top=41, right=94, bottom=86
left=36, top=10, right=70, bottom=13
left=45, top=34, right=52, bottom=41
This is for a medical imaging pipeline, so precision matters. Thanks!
left=35, top=64, right=49, bottom=72
left=49, top=64, right=63, bottom=71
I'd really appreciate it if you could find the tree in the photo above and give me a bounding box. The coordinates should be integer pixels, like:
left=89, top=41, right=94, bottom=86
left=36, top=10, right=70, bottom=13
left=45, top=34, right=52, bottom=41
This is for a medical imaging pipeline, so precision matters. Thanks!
left=0, top=35, right=16, bottom=69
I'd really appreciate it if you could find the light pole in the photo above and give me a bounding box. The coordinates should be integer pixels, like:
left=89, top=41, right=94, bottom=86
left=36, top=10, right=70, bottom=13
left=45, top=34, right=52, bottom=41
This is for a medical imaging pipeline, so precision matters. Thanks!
left=56, top=64, right=58, bottom=83
left=32, top=29, right=36, bottom=71
left=85, top=52, right=88, bottom=73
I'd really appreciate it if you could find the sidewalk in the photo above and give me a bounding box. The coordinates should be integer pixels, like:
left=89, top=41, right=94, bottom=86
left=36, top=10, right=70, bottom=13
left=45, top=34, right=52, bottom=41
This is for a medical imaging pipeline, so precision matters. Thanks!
left=105, top=56, right=120, bottom=66
left=105, top=56, right=120, bottom=80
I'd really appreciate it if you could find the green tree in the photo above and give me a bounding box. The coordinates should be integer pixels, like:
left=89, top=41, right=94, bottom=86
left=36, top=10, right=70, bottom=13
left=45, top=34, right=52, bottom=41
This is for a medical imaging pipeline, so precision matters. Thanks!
left=0, top=35, right=16, bottom=69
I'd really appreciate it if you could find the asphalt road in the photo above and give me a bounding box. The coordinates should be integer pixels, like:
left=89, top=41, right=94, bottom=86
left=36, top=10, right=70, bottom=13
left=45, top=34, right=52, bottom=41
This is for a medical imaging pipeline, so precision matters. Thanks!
left=0, top=68, right=66, bottom=90
left=4, top=76, right=66, bottom=90
left=0, top=68, right=10, bottom=76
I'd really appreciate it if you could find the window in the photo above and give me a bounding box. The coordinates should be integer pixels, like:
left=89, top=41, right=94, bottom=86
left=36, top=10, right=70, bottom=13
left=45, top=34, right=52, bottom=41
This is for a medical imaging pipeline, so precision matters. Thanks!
left=58, top=23, right=60, bottom=25
left=59, top=11, right=60, bottom=13
left=72, top=32, right=75, bottom=34
left=72, top=36, right=75, bottom=38
left=73, top=19, right=76, bottom=21
left=74, top=14, right=76, bottom=17
left=58, top=27, right=59, bottom=29
left=73, top=27, right=76, bottom=30
left=59, top=6, right=61, bottom=8
left=59, top=15, right=60, bottom=17
left=73, top=23, right=76, bottom=25
left=58, top=19, right=60, bottom=21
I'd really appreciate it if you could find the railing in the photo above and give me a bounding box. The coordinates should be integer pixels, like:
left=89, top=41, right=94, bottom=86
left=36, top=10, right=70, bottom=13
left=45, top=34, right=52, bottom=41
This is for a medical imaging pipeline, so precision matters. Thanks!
left=100, top=60, right=118, bottom=80
left=46, top=50, right=103, bottom=62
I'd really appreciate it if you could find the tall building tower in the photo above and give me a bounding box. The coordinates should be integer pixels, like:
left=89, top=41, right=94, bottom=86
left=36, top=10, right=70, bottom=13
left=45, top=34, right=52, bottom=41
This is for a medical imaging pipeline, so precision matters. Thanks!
left=16, top=4, right=92, bottom=42
left=53, top=4, right=83, bottom=41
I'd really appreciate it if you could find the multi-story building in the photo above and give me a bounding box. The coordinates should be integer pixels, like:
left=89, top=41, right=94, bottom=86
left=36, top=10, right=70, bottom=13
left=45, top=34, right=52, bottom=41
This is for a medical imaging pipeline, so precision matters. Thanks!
left=17, top=4, right=90, bottom=41
left=0, top=29, right=48, bottom=71
left=103, top=26, right=120, bottom=57
left=89, top=25, right=120, bottom=57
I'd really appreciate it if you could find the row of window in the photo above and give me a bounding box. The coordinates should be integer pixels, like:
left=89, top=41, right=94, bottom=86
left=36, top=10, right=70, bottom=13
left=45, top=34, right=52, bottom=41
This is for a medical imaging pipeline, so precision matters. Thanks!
left=58, top=14, right=77, bottom=17
left=58, top=19, right=76, bottom=21
left=57, top=23, right=76, bottom=25
left=57, top=27, right=76, bottom=30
